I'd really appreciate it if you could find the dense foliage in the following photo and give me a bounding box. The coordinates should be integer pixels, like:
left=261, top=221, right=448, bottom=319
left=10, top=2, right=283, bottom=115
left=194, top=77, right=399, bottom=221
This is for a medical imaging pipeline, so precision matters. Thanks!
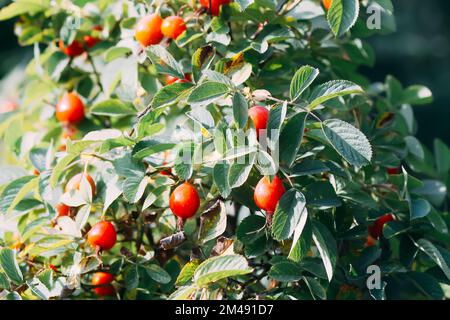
left=0, top=0, right=449, bottom=300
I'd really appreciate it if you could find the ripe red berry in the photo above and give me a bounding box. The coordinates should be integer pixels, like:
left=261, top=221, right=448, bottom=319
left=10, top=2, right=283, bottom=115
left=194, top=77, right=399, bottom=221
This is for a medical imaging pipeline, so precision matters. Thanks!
left=87, top=221, right=117, bottom=250
left=368, top=213, right=394, bottom=239
left=55, top=92, right=85, bottom=124
left=58, top=39, right=85, bottom=57
left=91, top=272, right=115, bottom=296
left=170, top=182, right=200, bottom=219
left=254, top=176, right=286, bottom=214
left=387, top=167, right=402, bottom=175
left=161, top=16, right=187, bottom=40
left=165, top=73, right=191, bottom=85
left=65, top=173, right=96, bottom=197
left=135, top=14, right=164, bottom=47
left=248, top=105, right=269, bottom=138
left=0, top=100, right=17, bottom=113
left=56, top=203, right=70, bottom=217
left=200, top=0, right=232, bottom=16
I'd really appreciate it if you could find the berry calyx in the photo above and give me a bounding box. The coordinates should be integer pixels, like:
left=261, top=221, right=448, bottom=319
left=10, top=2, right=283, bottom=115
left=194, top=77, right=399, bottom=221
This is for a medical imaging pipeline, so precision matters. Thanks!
left=368, top=213, right=394, bottom=239
left=322, top=0, right=333, bottom=10
left=248, top=105, right=269, bottom=138
left=58, top=39, right=85, bottom=57
left=169, top=182, right=200, bottom=219
left=56, top=203, right=70, bottom=217
left=200, top=0, right=231, bottom=16
left=55, top=92, right=85, bottom=124
left=254, top=176, right=286, bottom=214
left=161, top=16, right=187, bottom=40
left=65, top=173, right=96, bottom=198
left=87, top=221, right=117, bottom=250
left=91, top=272, right=115, bottom=296
left=135, top=14, right=164, bottom=47
left=165, top=73, right=191, bottom=85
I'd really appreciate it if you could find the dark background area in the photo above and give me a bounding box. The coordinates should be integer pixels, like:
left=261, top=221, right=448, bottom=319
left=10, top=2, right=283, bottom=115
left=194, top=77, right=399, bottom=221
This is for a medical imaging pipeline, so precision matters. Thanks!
left=0, top=0, right=449, bottom=147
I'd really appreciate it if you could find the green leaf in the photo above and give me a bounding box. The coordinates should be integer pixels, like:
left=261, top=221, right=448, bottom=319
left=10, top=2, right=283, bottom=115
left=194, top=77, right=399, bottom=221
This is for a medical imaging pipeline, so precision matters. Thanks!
left=132, top=139, right=175, bottom=160
left=410, top=198, right=431, bottom=220
left=327, top=0, right=360, bottom=37
left=272, top=189, right=307, bottom=241
left=0, top=0, right=49, bottom=21
left=146, top=45, right=184, bottom=78
left=194, top=255, right=252, bottom=287
left=235, top=0, right=254, bottom=11
left=402, top=85, right=433, bottom=105
left=308, top=80, right=363, bottom=111
left=237, top=214, right=266, bottom=244
left=213, top=161, right=231, bottom=198
left=232, top=92, right=248, bottom=129
left=322, top=119, right=372, bottom=167
left=0, top=249, right=23, bottom=285
left=312, top=221, right=337, bottom=282
left=122, top=174, right=147, bottom=204
left=152, top=82, right=194, bottom=109
left=198, top=200, right=227, bottom=244
left=415, top=239, right=450, bottom=281
left=176, top=259, right=201, bottom=286
left=228, top=161, right=254, bottom=189
left=173, top=142, right=196, bottom=180
left=290, top=66, right=319, bottom=102
left=303, top=276, right=326, bottom=300
left=267, top=102, right=287, bottom=150
left=0, top=176, right=35, bottom=214
left=279, top=112, right=307, bottom=168
left=104, top=47, right=132, bottom=62
left=168, top=285, right=197, bottom=300
left=91, top=99, right=136, bottom=117
left=434, top=139, right=450, bottom=175
left=145, top=264, right=171, bottom=284
left=187, top=82, right=229, bottom=106
left=269, top=261, right=302, bottom=282
left=290, top=160, right=330, bottom=177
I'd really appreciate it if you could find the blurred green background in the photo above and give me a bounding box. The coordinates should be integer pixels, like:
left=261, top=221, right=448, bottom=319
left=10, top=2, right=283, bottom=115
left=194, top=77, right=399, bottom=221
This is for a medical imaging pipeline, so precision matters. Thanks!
left=0, top=0, right=449, bottom=147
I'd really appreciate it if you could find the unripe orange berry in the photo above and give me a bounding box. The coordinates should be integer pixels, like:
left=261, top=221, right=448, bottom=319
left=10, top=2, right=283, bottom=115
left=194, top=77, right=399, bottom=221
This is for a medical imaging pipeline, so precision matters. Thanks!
left=92, top=272, right=115, bottom=296
left=87, top=221, right=117, bottom=250
left=135, top=14, right=164, bottom=47
left=323, top=0, right=332, bottom=10
left=254, top=176, right=286, bottom=214
left=161, top=16, right=187, bottom=40
left=56, top=92, right=85, bottom=124
left=65, top=173, right=96, bottom=198
left=169, top=182, right=200, bottom=219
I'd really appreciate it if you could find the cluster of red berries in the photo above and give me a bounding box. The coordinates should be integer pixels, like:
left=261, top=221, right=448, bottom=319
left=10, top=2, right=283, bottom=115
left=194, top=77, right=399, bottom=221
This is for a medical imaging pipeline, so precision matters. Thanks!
left=58, top=26, right=102, bottom=58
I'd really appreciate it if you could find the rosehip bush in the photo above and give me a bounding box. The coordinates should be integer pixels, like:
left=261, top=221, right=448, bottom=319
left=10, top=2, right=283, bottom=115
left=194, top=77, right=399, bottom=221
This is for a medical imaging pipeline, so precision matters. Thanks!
left=0, top=0, right=449, bottom=301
